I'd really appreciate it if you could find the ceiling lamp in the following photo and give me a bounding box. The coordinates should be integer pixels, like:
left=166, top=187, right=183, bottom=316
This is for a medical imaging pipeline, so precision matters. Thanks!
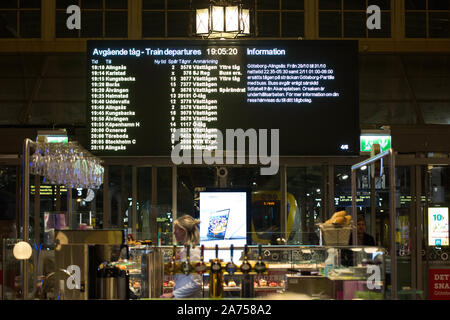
left=196, top=1, right=250, bottom=39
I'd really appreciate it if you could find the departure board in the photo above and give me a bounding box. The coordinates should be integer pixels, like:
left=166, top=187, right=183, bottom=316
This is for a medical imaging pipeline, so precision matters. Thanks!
left=87, top=40, right=359, bottom=157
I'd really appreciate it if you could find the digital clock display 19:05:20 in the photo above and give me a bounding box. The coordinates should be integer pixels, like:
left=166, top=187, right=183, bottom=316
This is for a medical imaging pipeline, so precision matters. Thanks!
left=207, top=47, right=238, bottom=55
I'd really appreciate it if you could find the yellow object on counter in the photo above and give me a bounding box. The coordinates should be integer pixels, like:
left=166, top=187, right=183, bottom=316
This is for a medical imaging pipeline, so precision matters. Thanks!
left=324, top=211, right=352, bottom=226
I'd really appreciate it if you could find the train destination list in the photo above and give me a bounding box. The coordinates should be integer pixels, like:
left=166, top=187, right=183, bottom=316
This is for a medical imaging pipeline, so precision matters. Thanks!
left=87, top=43, right=346, bottom=156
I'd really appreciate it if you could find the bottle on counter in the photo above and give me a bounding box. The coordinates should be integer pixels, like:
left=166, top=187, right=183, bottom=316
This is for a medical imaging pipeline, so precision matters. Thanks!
left=209, top=244, right=224, bottom=298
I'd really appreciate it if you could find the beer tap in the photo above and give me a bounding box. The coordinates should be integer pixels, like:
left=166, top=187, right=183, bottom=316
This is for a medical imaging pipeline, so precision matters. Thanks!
left=240, top=244, right=254, bottom=298
left=254, top=244, right=267, bottom=274
left=225, top=244, right=237, bottom=275
left=181, top=245, right=193, bottom=275
left=211, top=244, right=222, bottom=273
left=240, top=244, right=252, bottom=274
left=209, top=244, right=224, bottom=298
left=195, top=244, right=207, bottom=274
left=165, top=245, right=177, bottom=275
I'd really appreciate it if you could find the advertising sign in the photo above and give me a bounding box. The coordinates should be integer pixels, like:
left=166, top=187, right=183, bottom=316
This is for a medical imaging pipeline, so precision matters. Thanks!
left=429, top=269, right=450, bottom=300
left=428, top=207, right=449, bottom=246
left=199, top=191, right=248, bottom=261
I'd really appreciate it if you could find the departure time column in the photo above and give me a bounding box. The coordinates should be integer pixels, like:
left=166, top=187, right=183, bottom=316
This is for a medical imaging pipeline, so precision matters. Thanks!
left=90, top=59, right=106, bottom=151
left=89, top=57, right=137, bottom=152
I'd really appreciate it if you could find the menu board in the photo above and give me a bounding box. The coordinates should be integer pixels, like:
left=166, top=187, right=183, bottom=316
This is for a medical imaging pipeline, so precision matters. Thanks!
left=86, top=40, right=359, bottom=157
left=428, top=207, right=449, bottom=246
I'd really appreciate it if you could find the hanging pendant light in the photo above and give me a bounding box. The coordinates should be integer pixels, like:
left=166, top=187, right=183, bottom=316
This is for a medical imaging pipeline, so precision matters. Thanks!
left=196, top=1, right=251, bottom=38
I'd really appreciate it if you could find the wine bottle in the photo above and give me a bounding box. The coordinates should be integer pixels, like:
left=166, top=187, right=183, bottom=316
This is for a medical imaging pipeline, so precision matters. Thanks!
left=181, top=245, right=193, bottom=275
left=195, top=244, right=207, bottom=274
left=254, top=244, right=267, bottom=274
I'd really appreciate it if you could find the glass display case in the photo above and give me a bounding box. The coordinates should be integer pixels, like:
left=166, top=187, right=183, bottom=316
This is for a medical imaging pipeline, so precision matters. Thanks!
left=129, top=244, right=153, bottom=298
left=113, top=243, right=153, bottom=299
left=2, top=242, right=386, bottom=300
left=156, top=245, right=386, bottom=300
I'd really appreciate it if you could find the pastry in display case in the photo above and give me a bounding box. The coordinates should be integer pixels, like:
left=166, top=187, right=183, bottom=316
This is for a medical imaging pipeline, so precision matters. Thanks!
left=115, top=240, right=153, bottom=299
left=155, top=245, right=386, bottom=300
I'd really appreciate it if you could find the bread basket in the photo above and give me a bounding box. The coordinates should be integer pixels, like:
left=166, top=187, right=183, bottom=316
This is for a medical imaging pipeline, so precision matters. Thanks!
left=319, top=223, right=354, bottom=246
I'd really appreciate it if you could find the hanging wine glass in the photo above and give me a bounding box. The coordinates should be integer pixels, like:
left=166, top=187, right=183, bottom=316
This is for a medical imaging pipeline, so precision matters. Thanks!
left=29, top=139, right=104, bottom=190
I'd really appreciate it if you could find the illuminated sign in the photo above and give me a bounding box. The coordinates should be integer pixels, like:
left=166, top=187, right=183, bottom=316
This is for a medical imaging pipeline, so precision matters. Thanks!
left=360, top=135, right=391, bottom=152
left=428, top=207, right=449, bottom=246
left=46, top=136, right=69, bottom=143
left=334, top=194, right=371, bottom=207
left=86, top=40, right=359, bottom=157
left=400, top=195, right=430, bottom=205
left=199, top=191, right=248, bottom=261
left=429, top=269, right=450, bottom=300
left=30, top=185, right=68, bottom=196
left=37, top=130, right=68, bottom=144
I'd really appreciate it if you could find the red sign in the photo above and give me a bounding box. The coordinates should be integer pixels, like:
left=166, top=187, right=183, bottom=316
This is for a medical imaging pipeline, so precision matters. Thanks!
left=429, top=269, right=450, bottom=300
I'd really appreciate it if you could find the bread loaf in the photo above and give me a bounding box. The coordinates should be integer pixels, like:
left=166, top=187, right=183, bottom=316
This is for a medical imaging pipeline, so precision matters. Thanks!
left=332, top=216, right=346, bottom=225
left=332, top=211, right=347, bottom=219
left=323, top=211, right=351, bottom=226
left=344, top=215, right=352, bottom=225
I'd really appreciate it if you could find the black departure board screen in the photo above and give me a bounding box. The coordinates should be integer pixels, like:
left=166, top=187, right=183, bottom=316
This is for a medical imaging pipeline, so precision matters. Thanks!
left=87, top=40, right=359, bottom=157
